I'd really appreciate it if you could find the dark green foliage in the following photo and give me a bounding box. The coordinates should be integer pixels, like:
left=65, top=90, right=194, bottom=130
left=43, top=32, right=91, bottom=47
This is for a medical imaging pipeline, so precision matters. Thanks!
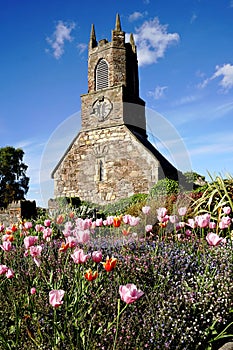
left=97, top=193, right=148, bottom=217
left=0, top=146, right=29, bottom=208
left=183, top=171, right=206, bottom=184
left=150, top=178, right=179, bottom=197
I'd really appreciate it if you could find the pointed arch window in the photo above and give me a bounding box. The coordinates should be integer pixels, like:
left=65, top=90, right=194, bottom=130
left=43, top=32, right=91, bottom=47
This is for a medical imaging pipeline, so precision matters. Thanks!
left=96, top=59, right=109, bottom=90
left=99, top=159, right=104, bottom=182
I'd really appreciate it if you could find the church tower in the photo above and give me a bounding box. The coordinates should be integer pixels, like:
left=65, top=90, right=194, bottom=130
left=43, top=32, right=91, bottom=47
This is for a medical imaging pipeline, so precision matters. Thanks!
left=52, top=14, right=179, bottom=204
left=81, top=14, right=146, bottom=136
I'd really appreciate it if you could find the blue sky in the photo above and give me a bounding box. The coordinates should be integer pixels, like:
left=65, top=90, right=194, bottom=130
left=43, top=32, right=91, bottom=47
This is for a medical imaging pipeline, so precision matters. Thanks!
left=1, top=0, right=233, bottom=207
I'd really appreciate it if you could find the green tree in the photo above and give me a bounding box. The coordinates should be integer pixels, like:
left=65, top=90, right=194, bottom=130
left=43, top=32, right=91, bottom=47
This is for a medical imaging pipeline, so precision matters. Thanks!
left=183, top=171, right=206, bottom=184
left=0, top=146, right=29, bottom=208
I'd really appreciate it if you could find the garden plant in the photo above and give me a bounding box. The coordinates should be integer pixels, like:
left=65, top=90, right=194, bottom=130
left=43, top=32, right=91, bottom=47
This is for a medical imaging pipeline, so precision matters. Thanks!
left=0, top=189, right=232, bottom=349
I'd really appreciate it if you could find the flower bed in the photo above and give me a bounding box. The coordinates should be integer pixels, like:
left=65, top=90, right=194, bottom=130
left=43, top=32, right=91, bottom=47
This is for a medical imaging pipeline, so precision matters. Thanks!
left=0, top=205, right=232, bottom=349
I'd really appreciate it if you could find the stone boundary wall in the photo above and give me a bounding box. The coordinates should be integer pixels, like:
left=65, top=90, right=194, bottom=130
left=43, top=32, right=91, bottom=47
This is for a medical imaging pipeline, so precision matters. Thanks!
left=0, top=200, right=37, bottom=225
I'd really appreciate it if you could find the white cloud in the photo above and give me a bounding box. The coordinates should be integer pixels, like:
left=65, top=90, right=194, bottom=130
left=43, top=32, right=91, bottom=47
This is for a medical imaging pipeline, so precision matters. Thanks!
left=133, top=17, right=180, bottom=66
left=173, top=95, right=198, bottom=106
left=190, top=13, right=197, bottom=24
left=129, top=12, right=144, bottom=22
left=77, top=43, right=87, bottom=54
left=214, top=101, right=233, bottom=116
left=189, top=131, right=233, bottom=156
left=46, top=21, right=75, bottom=59
left=196, top=70, right=205, bottom=79
left=212, top=64, right=233, bottom=92
left=199, top=63, right=233, bottom=92
left=148, top=85, right=167, bottom=100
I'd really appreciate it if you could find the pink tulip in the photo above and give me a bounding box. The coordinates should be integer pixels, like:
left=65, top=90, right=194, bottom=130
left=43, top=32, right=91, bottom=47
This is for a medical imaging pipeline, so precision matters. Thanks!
left=156, top=207, right=167, bottom=218
left=2, top=234, right=8, bottom=242
left=169, top=215, right=178, bottom=224
left=71, top=248, right=90, bottom=264
left=75, top=218, right=92, bottom=230
left=209, top=222, right=216, bottom=229
left=206, top=232, right=225, bottom=246
left=195, top=214, right=210, bottom=228
left=178, top=207, right=187, bottom=216
left=33, top=257, right=41, bottom=267
left=187, top=218, right=197, bottom=229
left=44, top=219, right=51, bottom=227
left=65, top=236, right=77, bottom=248
left=49, top=289, right=65, bottom=308
left=30, top=287, right=36, bottom=295
left=63, top=221, right=73, bottom=237
left=122, top=215, right=131, bottom=224
left=145, top=225, right=153, bottom=232
left=29, top=245, right=42, bottom=257
left=0, top=241, right=12, bottom=252
left=24, top=236, right=38, bottom=250
left=128, top=216, right=140, bottom=227
left=92, top=250, right=102, bottom=263
left=142, top=206, right=151, bottom=215
left=119, top=283, right=144, bottom=304
left=0, top=265, right=8, bottom=275
left=24, top=221, right=33, bottom=229
left=175, top=222, right=186, bottom=230
left=223, top=206, right=231, bottom=215
left=105, top=216, right=114, bottom=226
left=219, top=216, right=231, bottom=229
left=35, top=224, right=44, bottom=232
left=93, top=222, right=98, bottom=230
left=95, top=218, right=103, bottom=227
left=158, top=214, right=169, bottom=223
left=6, top=268, right=14, bottom=279
left=75, top=230, right=90, bottom=244
left=43, top=228, right=52, bottom=240
left=0, top=224, right=5, bottom=232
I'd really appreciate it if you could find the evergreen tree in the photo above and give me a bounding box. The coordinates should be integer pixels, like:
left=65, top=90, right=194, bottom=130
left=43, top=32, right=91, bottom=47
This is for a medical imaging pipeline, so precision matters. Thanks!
left=0, top=146, right=29, bottom=208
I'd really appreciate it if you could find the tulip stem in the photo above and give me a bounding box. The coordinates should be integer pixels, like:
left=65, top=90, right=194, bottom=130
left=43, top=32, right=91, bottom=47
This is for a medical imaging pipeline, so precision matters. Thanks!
left=96, top=298, right=128, bottom=340
left=113, top=298, right=121, bottom=350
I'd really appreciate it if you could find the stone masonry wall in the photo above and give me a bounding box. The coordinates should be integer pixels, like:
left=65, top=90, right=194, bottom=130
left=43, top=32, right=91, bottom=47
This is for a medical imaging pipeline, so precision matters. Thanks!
left=53, top=125, right=160, bottom=204
left=0, top=200, right=37, bottom=225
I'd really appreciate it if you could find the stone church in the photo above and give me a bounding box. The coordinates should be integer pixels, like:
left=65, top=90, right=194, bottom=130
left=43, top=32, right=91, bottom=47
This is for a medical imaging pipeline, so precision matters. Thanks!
left=52, top=14, right=180, bottom=204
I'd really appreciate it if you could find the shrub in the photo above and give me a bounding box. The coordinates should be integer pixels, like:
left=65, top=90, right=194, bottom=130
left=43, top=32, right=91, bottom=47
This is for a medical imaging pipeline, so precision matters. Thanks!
left=96, top=193, right=148, bottom=217
left=150, top=178, right=179, bottom=197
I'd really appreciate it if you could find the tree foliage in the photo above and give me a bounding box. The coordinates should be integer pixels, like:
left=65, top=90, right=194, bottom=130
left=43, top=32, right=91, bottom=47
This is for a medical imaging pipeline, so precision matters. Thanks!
left=0, top=146, right=29, bottom=208
left=183, top=171, right=205, bottom=184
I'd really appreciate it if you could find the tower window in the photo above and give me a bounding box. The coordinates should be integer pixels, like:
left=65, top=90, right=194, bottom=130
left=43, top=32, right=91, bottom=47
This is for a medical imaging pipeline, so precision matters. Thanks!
left=99, top=159, right=104, bottom=181
left=96, top=59, right=109, bottom=90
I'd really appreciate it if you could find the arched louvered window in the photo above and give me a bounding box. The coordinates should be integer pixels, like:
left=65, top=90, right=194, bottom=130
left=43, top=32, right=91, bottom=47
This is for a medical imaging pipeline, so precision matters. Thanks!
left=96, top=59, right=109, bottom=90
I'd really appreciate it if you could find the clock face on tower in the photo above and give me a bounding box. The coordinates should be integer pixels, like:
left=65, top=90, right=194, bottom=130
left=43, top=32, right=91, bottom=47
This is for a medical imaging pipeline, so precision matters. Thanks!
left=91, top=96, right=112, bottom=122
